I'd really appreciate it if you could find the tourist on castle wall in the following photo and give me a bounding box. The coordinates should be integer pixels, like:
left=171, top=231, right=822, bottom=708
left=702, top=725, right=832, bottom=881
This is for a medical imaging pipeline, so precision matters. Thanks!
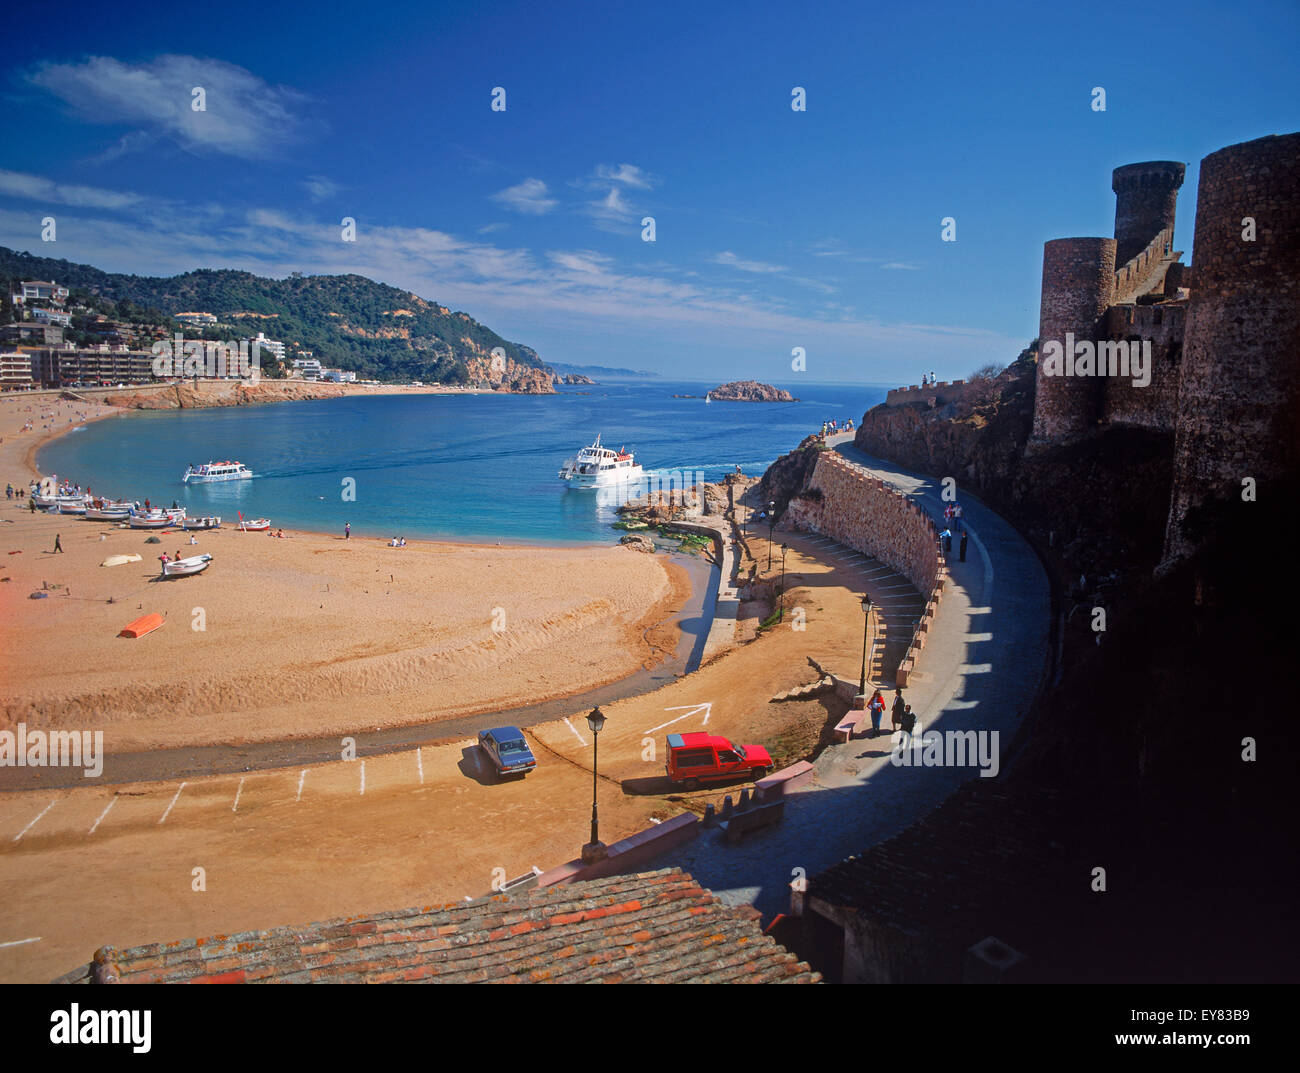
left=941, top=528, right=953, bottom=557
left=892, top=690, right=905, bottom=732
left=960, top=531, right=968, bottom=563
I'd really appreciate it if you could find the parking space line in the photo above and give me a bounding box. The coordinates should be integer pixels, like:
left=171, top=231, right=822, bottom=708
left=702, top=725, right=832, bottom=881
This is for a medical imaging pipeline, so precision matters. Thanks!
left=158, top=782, right=186, bottom=825
left=296, top=769, right=307, bottom=802
left=562, top=718, right=588, bottom=746
left=88, top=797, right=117, bottom=835
left=416, top=748, right=424, bottom=786
left=359, top=761, right=366, bottom=795
left=232, top=777, right=245, bottom=813
left=0, top=937, right=40, bottom=949
left=12, top=800, right=55, bottom=843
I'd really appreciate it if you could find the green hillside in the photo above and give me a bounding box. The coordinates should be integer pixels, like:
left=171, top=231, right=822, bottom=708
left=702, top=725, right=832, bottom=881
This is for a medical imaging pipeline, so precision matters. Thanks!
left=0, top=247, right=544, bottom=384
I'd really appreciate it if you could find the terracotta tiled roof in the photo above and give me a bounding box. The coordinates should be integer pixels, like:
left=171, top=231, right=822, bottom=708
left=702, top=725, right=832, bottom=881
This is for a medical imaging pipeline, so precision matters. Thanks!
left=55, top=868, right=819, bottom=984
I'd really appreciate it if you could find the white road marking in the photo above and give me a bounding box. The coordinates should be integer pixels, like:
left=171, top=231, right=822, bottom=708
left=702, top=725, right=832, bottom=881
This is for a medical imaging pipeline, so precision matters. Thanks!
left=646, top=702, right=713, bottom=733
left=88, top=797, right=117, bottom=835
left=296, top=769, right=307, bottom=802
left=158, top=782, right=186, bottom=824
left=416, top=747, right=424, bottom=785
left=232, top=777, right=245, bottom=813
left=562, top=718, right=588, bottom=746
left=359, top=761, right=366, bottom=795
left=0, top=937, right=40, bottom=949
left=12, top=800, right=55, bottom=843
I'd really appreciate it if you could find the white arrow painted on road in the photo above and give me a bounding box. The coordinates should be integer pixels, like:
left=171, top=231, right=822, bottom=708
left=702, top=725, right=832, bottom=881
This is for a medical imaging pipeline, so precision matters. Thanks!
left=644, top=702, right=712, bottom=734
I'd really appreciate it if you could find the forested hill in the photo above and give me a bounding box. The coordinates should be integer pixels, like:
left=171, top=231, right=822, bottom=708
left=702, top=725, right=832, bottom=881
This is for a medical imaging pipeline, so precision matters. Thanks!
left=0, top=246, right=544, bottom=384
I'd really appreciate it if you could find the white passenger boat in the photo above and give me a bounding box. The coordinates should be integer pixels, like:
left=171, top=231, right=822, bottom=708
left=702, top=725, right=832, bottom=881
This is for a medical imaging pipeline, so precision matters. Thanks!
left=558, top=434, right=644, bottom=488
left=162, top=553, right=212, bottom=578
left=236, top=516, right=270, bottom=532
left=183, top=460, right=253, bottom=484
left=182, top=515, right=222, bottom=531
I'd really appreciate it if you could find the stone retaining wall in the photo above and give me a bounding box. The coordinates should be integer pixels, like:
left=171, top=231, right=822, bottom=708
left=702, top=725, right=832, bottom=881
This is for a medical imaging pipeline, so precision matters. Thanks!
left=785, top=452, right=946, bottom=686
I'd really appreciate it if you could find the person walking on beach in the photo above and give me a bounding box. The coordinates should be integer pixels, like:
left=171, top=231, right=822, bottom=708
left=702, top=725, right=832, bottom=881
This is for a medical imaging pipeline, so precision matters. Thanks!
left=345, top=522, right=351, bottom=540
left=53, top=533, right=63, bottom=554
left=959, top=530, right=968, bottom=562
left=892, top=689, right=905, bottom=732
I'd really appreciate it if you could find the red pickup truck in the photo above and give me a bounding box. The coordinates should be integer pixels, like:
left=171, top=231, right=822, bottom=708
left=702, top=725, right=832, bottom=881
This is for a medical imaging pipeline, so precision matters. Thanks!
left=665, top=732, right=773, bottom=790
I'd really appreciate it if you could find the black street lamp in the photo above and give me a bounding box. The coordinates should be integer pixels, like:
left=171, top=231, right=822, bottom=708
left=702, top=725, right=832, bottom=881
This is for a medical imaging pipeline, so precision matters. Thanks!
left=766, top=500, right=776, bottom=571
left=859, top=594, right=873, bottom=700
left=582, top=707, right=607, bottom=863
left=779, top=543, right=788, bottom=621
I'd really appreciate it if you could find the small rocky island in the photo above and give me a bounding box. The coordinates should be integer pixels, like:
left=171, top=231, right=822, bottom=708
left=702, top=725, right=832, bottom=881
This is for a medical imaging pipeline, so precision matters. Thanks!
left=553, top=373, right=597, bottom=385
left=709, top=380, right=797, bottom=402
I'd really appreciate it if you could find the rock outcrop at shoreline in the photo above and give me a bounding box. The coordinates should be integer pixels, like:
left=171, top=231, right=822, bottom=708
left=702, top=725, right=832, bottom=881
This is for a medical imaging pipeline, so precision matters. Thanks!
left=464, top=353, right=555, bottom=394
left=710, top=380, right=797, bottom=402
left=554, top=373, right=596, bottom=385
left=103, top=381, right=350, bottom=410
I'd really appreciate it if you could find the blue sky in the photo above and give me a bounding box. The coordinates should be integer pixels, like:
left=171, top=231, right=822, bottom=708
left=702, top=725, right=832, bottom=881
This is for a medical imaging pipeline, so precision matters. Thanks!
left=0, top=0, right=1295, bottom=382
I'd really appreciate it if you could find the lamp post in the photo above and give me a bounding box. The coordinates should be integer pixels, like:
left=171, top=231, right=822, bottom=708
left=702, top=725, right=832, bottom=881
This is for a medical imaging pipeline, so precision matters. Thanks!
left=779, top=543, right=788, bottom=621
left=582, top=707, right=607, bottom=863
left=766, top=500, right=776, bottom=571
left=859, top=594, right=873, bottom=700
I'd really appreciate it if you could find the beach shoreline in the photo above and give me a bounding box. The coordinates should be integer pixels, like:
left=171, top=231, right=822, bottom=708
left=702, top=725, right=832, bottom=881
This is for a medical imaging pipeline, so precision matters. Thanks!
left=0, top=389, right=698, bottom=758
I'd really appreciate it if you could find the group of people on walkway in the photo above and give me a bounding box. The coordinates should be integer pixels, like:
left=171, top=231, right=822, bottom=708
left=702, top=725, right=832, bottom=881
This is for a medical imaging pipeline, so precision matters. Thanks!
left=940, top=501, right=969, bottom=562
left=864, top=688, right=917, bottom=742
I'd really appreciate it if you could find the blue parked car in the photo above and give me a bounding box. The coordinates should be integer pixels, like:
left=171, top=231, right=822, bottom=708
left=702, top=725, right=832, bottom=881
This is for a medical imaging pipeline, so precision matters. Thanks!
left=477, top=726, right=537, bottom=777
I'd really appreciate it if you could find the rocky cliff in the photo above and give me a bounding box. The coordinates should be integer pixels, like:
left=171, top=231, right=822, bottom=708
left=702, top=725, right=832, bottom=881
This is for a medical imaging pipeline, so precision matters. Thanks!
left=465, top=353, right=555, bottom=394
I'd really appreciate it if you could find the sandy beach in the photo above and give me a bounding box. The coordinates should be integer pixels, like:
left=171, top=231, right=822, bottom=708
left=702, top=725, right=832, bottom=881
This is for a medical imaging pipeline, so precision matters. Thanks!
left=0, top=388, right=687, bottom=753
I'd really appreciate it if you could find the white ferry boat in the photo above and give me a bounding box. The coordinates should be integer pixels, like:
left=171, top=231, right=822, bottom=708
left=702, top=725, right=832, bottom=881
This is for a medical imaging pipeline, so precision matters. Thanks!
left=558, top=434, right=644, bottom=488
left=183, top=460, right=253, bottom=484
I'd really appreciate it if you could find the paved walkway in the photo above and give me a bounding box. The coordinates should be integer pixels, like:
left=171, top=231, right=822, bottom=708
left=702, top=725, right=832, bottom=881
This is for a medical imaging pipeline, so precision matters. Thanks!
left=647, top=445, right=1052, bottom=919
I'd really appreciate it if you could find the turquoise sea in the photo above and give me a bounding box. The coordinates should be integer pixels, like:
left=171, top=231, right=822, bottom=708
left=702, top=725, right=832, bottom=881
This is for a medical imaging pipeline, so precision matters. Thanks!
left=38, top=378, right=887, bottom=543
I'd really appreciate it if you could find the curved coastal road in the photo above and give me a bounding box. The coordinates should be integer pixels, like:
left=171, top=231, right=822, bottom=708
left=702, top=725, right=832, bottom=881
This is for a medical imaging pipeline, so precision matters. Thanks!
left=654, top=442, right=1052, bottom=919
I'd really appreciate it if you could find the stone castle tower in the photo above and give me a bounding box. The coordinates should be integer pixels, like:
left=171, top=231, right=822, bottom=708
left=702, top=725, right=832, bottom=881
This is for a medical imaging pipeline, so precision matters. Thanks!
left=1029, top=161, right=1186, bottom=448
left=1025, top=132, right=1300, bottom=568
left=1161, top=133, right=1300, bottom=568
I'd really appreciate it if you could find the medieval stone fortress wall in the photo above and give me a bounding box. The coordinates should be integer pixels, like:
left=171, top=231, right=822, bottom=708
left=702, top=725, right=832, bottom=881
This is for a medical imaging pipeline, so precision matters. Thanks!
left=1025, top=132, right=1299, bottom=568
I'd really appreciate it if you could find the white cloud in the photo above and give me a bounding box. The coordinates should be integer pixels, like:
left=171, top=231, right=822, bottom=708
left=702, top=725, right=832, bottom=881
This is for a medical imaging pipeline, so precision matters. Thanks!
left=0, top=175, right=1021, bottom=373
left=491, top=178, right=557, bottom=215
left=28, top=54, right=314, bottom=158
left=713, top=250, right=786, bottom=274
left=592, top=163, right=655, bottom=189
left=302, top=176, right=342, bottom=202
left=0, top=169, right=145, bottom=210
left=881, top=261, right=922, bottom=271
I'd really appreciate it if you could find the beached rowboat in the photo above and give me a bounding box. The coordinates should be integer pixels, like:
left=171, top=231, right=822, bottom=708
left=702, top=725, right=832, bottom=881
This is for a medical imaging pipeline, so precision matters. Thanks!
left=182, top=516, right=222, bottom=530
left=129, top=513, right=177, bottom=529
left=85, top=504, right=133, bottom=521
left=236, top=518, right=270, bottom=532
left=162, top=553, right=212, bottom=578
